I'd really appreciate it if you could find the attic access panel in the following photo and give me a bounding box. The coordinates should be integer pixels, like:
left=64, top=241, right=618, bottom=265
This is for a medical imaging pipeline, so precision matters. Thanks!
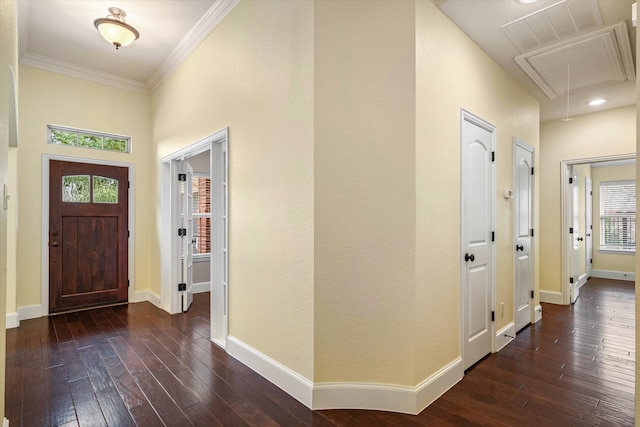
left=514, top=22, right=635, bottom=99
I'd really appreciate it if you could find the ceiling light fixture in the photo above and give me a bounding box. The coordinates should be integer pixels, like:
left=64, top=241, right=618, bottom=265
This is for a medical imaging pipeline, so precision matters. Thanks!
left=518, top=0, right=539, bottom=4
left=588, top=98, right=607, bottom=106
left=94, top=7, right=139, bottom=50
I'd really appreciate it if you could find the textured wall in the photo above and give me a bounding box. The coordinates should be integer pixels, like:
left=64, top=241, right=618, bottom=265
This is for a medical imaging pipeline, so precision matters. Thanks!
left=540, top=106, right=635, bottom=294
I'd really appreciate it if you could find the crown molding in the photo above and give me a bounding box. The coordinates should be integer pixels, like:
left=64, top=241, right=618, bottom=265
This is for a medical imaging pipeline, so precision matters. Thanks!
left=147, top=0, right=240, bottom=92
left=20, top=53, right=150, bottom=95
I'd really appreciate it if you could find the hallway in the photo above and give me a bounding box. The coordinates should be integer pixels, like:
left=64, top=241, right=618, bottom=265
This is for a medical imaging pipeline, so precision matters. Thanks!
left=5, top=277, right=634, bottom=426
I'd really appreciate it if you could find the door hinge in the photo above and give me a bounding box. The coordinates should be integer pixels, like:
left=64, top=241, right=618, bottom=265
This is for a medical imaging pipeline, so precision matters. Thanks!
left=178, top=283, right=186, bottom=291
left=590, top=258, right=593, bottom=264
left=530, top=290, right=534, bottom=299
left=178, top=228, right=187, bottom=236
left=531, top=167, right=534, bottom=175
left=491, top=311, right=495, bottom=322
left=590, top=191, right=592, bottom=195
left=491, top=151, right=495, bottom=162
left=128, top=280, right=130, bottom=288
left=569, top=227, right=573, bottom=234
left=178, top=173, right=187, bottom=182
left=492, top=231, right=495, bottom=242
left=128, top=181, right=130, bottom=189
left=128, top=230, right=130, bottom=238
left=530, top=228, right=534, bottom=237
left=569, top=277, right=574, bottom=284
left=569, top=177, right=573, bottom=184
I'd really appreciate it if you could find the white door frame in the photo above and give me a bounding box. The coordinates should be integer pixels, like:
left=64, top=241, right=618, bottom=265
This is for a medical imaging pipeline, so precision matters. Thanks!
left=513, top=138, right=535, bottom=328
left=161, top=128, right=229, bottom=347
left=560, top=153, right=635, bottom=305
left=41, top=154, right=136, bottom=316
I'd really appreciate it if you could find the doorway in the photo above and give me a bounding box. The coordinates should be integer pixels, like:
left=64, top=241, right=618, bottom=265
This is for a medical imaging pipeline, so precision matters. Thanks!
left=160, top=128, right=228, bottom=347
left=560, top=154, right=636, bottom=304
left=460, top=110, right=496, bottom=370
left=41, top=155, right=135, bottom=316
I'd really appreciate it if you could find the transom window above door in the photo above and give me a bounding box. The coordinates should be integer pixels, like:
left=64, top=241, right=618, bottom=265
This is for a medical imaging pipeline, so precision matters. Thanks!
left=62, top=175, right=119, bottom=204
left=48, top=124, right=131, bottom=153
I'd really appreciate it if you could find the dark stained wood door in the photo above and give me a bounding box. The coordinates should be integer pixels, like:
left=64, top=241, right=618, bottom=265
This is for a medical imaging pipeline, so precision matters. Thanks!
left=49, top=160, right=128, bottom=313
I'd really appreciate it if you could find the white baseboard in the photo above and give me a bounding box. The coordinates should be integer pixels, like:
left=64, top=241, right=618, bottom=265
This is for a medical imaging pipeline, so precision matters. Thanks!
left=534, top=305, right=542, bottom=323
left=540, top=290, right=563, bottom=305
left=495, top=322, right=515, bottom=352
left=132, top=290, right=162, bottom=309
left=4, top=417, right=8, bottom=427
left=193, top=281, right=211, bottom=294
left=591, top=269, right=635, bottom=281
left=578, top=273, right=588, bottom=288
left=227, top=336, right=313, bottom=407
left=6, top=312, right=18, bottom=329
left=313, top=358, right=463, bottom=414
left=19, top=304, right=42, bottom=321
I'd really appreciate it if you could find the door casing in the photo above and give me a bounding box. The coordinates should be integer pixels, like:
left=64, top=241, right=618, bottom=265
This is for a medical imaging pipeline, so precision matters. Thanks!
left=560, top=153, right=635, bottom=304
left=161, top=128, right=229, bottom=348
left=41, top=155, right=135, bottom=316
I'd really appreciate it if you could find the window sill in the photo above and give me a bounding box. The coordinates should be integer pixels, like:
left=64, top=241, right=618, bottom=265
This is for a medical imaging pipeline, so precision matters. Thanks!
left=598, top=248, right=635, bottom=255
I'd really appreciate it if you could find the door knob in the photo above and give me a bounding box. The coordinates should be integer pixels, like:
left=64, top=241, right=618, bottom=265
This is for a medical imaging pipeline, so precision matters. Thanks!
left=464, top=253, right=475, bottom=262
left=586, top=234, right=591, bottom=237
left=516, top=245, right=524, bottom=251
left=577, top=237, right=584, bottom=241
left=50, top=241, right=59, bottom=247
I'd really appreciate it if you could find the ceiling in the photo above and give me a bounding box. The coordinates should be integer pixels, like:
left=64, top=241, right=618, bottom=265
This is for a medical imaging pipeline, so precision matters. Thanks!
left=437, top=0, right=637, bottom=121
left=18, top=0, right=637, bottom=121
left=18, top=0, right=237, bottom=94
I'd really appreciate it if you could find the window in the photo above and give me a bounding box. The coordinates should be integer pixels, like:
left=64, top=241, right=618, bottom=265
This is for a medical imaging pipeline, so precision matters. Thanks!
left=61, top=175, right=119, bottom=204
left=192, top=175, right=211, bottom=256
left=600, top=180, right=635, bottom=252
left=48, top=125, right=130, bottom=153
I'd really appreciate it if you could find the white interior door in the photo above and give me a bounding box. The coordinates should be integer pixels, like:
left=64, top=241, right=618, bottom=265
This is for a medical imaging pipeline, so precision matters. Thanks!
left=179, top=160, right=194, bottom=312
left=585, top=177, right=593, bottom=278
left=461, top=111, right=495, bottom=371
left=571, top=173, right=580, bottom=303
left=514, top=140, right=533, bottom=332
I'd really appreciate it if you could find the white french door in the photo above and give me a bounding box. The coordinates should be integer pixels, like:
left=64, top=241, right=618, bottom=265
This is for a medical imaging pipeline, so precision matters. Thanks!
left=179, top=160, right=194, bottom=312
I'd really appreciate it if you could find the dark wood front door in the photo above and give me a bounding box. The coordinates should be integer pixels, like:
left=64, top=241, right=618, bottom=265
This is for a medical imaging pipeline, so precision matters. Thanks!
left=49, top=160, right=128, bottom=313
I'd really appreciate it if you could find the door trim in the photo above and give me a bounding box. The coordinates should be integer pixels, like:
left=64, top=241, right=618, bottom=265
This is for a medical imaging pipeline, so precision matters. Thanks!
left=41, top=154, right=135, bottom=316
left=560, top=153, right=635, bottom=305
left=459, top=109, right=496, bottom=368
left=513, top=138, right=535, bottom=328
left=160, top=128, right=229, bottom=348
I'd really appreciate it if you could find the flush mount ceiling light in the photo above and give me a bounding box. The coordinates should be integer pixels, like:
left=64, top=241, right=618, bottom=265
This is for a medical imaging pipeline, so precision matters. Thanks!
left=517, top=0, right=539, bottom=4
left=94, top=7, right=139, bottom=50
left=588, top=98, right=607, bottom=106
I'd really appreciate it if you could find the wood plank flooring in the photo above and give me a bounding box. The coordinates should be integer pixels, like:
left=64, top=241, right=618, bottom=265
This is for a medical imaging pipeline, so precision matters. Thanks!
left=6, top=277, right=635, bottom=426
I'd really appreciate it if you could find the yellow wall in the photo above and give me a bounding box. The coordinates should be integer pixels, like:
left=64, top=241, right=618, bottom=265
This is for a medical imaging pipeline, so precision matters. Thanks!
left=539, top=106, right=636, bottom=294
left=151, top=0, right=315, bottom=379
left=591, top=163, right=635, bottom=273
left=0, top=0, right=17, bottom=418
left=314, top=0, right=417, bottom=385
left=415, top=0, right=540, bottom=382
left=17, top=66, right=152, bottom=308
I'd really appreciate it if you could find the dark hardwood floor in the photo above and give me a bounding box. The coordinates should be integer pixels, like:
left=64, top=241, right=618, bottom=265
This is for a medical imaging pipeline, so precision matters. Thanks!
left=6, top=277, right=635, bottom=426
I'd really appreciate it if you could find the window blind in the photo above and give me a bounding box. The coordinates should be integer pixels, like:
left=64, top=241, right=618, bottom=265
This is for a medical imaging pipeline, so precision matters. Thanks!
left=600, top=180, right=636, bottom=250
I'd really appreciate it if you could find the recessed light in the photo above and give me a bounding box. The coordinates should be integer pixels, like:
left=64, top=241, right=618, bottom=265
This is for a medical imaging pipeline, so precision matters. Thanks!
left=518, top=0, right=539, bottom=3
left=588, top=99, right=607, bottom=106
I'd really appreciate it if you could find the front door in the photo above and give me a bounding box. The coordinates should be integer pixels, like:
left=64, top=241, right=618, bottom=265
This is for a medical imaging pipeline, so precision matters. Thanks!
left=514, top=140, right=533, bottom=332
left=49, top=160, right=128, bottom=313
left=461, top=111, right=495, bottom=371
